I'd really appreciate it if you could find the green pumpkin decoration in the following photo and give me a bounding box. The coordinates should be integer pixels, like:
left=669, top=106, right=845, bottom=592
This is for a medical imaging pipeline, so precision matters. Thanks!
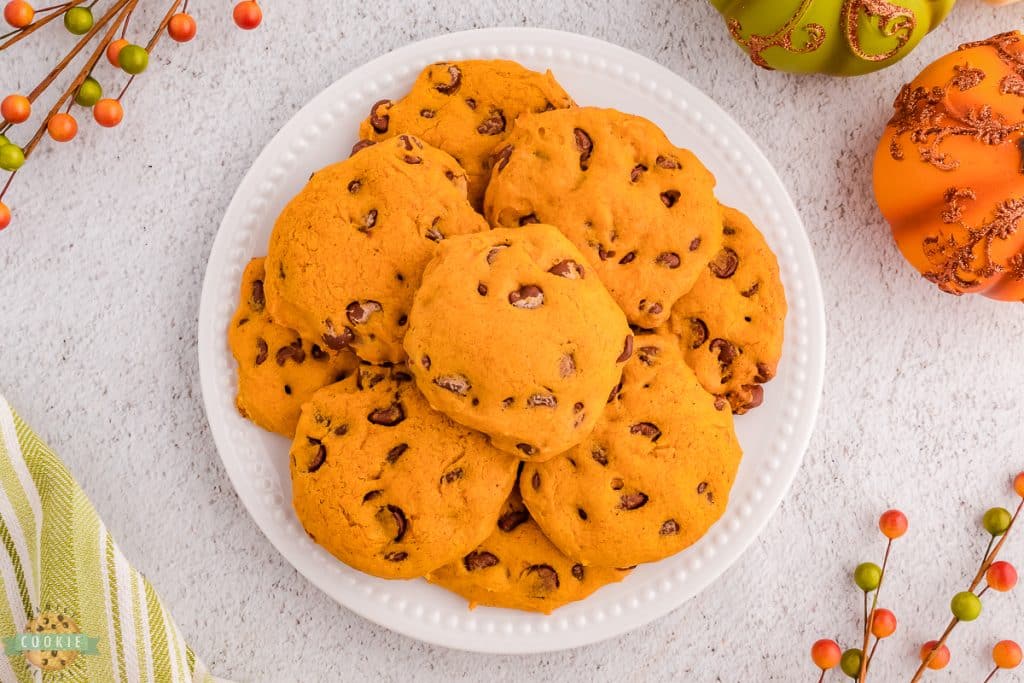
left=708, top=0, right=956, bottom=75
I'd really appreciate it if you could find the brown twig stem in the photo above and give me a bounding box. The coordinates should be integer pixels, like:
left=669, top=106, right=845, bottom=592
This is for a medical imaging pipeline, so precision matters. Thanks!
left=858, top=539, right=892, bottom=681
left=0, top=0, right=86, bottom=50
left=146, top=0, right=182, bottom=52
left=982, top=666, right=999, bottom=683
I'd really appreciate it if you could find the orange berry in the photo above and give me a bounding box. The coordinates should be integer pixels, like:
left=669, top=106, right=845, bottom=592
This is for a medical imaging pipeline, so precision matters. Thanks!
left=4, top=0, right=33, bottom=28
left=920, top=641, right=951, bottom=670
left=987, top=561, right=1018, bottom=592
left=879, top=509, right=908, bottom=539
left=871, top=608, right=897, bottom=639
left=0, top=202, right=10, bottom=231
left=106, top=38, right=129, bottom=67
left=167, top=12, right=195, bottom=41
left=810, top=639, right=841, bottom=670
left=994, top=640, right=1023, bottom=669
left=1, top=94, right=30, bottom=124
left=233, top=1, right=261, bottom=29
left=93, top=98, right=123, bottom=128
left=46, top=112, right=77, bottom=142
left=1014, top=472, right=1024, bottom=498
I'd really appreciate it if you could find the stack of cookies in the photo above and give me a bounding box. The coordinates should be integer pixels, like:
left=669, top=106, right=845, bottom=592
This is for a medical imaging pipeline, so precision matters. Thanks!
left=227, top=60, right=787, bottom=613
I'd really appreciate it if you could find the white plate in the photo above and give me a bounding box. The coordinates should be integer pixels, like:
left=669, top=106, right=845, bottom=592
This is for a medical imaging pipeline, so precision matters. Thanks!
left=197, top=27, right=826, bottom=654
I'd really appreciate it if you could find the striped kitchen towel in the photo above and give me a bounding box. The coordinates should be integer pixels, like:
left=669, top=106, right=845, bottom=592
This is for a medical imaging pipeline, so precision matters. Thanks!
left=0, top=393, right=223, bottom=682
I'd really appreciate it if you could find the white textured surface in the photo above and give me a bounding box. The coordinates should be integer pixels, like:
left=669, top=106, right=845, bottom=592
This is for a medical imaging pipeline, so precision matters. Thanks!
left=0, top=2, right=1020, bottom=680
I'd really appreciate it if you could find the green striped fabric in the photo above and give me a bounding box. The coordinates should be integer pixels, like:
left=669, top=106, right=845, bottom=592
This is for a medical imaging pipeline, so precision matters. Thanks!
left=0, top=395, right=225, bottom=682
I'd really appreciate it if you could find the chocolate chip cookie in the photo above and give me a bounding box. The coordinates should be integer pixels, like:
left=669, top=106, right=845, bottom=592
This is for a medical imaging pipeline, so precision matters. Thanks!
left=228, top=258, right=359, bottom=437
left=290, top=366, right=519, bottom=579
left=666, top=206, right=786, bottom=414
left=427, top=484, right=630, bottom=613
left=356, top=60, right=574, bottom=209
left=402, top=224, right=633, bottom=461
left=264, top=135, right=488, bottom=364
left=520, top=332, right=742, bottom=568
left=484, top=107, right=723, bottom=329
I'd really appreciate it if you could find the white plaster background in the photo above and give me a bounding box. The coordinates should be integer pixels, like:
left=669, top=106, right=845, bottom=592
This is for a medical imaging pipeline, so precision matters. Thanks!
left=1, top=2, right=1022, bottom=680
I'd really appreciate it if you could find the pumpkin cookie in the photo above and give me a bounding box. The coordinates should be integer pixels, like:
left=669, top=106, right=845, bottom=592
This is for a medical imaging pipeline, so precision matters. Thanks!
left=228, top=258, right=359, bottom=437
left=403, top=224, right=632, bottom=461
left=427, top=484, right=630, bottom=613
left=521, top=332, right=742, bottom=568
left=264, top=135, right=488, bottom=364
left=290, top=366, right=518, bottom=579
left=666, top=206, right=786, bottom=414
left=484, top=107, right=723, bottom=328
left=356, top=60, right=574, bottom=209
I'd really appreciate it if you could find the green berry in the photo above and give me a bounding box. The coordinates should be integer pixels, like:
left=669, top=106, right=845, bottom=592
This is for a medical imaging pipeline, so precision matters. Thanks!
left=840, top=649, right=863, bottom=678
left=0, top=144, right=25, bottom=172
left=74, top=77, right=102, bottom=107
left=117, top=45, right=149, bottom=75
left=63, top=7, right=93, bottom=35
left=854, top=562, right=882, bottom=592
left=983, top=507, right=1012, bottom=536
left=950, top=591, right=982, bottom=621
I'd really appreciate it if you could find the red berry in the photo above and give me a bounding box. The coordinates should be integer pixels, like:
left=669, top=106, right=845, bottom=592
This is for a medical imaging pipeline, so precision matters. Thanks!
left=810, top=639, right=841, bottom=670
left=4, top=1, right=33, bottom=28
left=0, top=202, right=10, bottom=230
left=920, top=641, right=951, bottom=670
left=1014, top=472, right=1024, bottom=498
left=987, top=561, right=1018, bottom=592
left=167, top=12, right=196, bottom=42
left=93, top=99, right=123, bottom=128
left=871, top=608, right=897, bottom=639
left=1, top=94, right=30, bottom=124
left=233, top=1, right=261, bottom=29
left=46, top=112, right=77, bottom=142
left=994, top=640, right=1023, bottom=669
left=106, top=38, right=129, bottom=67
left=879, top=509, right=908, bottom=539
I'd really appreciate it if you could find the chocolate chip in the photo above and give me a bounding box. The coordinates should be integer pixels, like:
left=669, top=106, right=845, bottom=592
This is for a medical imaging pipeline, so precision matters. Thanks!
left=403, top=154, right=422, bottom=164
left=526, top=564, right=560, bottom=590
left=617, top=335, right=634, bottom=363
left=350, top=139, right=375, bottom=156
left=661, top=190, right=681, bottom=208
left=369, top=99, right=391, bottom=133
left=477, top=109, right=506, bottom=135
left=637, top=346, right=660, bottom=366
left=384, top=551, right=408, bottom=562
left=465, top=97, right=477, bottom=109
left=434, top=374, right=471, bottom=396
left=610, top=477, right=624, bottom=490
left=707, top=490, right=715, bottom=503
left=618, top=251, right=636, bottom=265
left=619, top=492, right=649, bottom=510
left=656, top=155, right=681, bottom=169
left=360, top=209, right=378, bottom=233
left=714, top=396, right=728, bottom=411
left=689, top=237, right=702, bottom=252
left=630, top=164, right=647, bottom=182
left=597, top=245, right=615, bottom=261
left=421, top=355, right=431, bottom=370
left=425, top=219, right=444, bottom=242
left=519, top=443, right=538, bottom=457
left=723, top=225, right=736, bottom=236
left=755, top=362, right=774, bottom=383
left=491, top=145, right=513, bottom=172
left=255, top=338, right=268, bottom=365
left=630, top=422, right=661, bottom=441
left=501, top=396, right=514, bottom=408
left=508, top=285, right=544, bottom=309
left=441, top=468, right=463, bottom=484
left=591, top=445, right=608, bottom=466
left=559, top=354, right=576, bottom=378
left=607, top=380, right=623, bottom=403
left=276, top=340, right=306, bottom=366
left=498, top=508, right=530, bottom=532
left=363, top=489, right=382, bottom=502
left=334, top=424, right=349, bottom=436
left=346, top=300, right=382, bottom=326
left=569, top=564, right=584, bottom=581
left=656, top=252, right=681, bottom=269
left=548, top=259, right=584, bottom=279
left=741, top=282, right=760, bottom=297
left=420, top=108, right=435, bottom=118
left=697, top=481, right=708, bottom=494
left=347, top=180, right=361, bottom=194
left=531, top=470, right=541, bottom=488
left=486, top=244, right=509, bottom=264
left=434, top=64, right=462, bottom=94
left=386, top=443, right=408, bottom=464
left=476, top=282, right=488, bottom=296
left=518, top=213, right=539, bottom=226
left=368, top=402, right=405, bottom=426
left=647, top=302, right=663, bottom=316
left=463, top=550, right=499, bottom=571
left=303, top=442, right=326, bottom=473
left=527, top=393, right=557, bottom=408
left=397, top=314, right=407, bottom=326
left=574, top=128, right=593, bottom=170
left=709, top=248, right=739, bottom=278
left=577, top=508, right=588, bottom=520
left=709, top=338, right=737, bottom=367
left=378, top=504, right=407, bottom=541
left=660, top=519, right=680, bottom=535
left=689, top=318, right=709, bottom=348
left=741, top=384, right=765, bottom=410
left=310, top=344, right=327, bottom=360
left=250, top=279, right=265, bottom=311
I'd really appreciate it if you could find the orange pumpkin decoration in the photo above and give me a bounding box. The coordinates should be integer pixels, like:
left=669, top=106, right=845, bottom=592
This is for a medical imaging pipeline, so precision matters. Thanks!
left=873, top=31, right=1024, bottom=300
